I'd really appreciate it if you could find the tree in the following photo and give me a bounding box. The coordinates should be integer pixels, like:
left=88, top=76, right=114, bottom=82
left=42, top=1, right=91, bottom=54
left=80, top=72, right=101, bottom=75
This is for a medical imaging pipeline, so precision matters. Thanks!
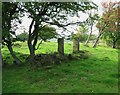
left=85, top=12, right=99, bottom=46
left=93, top=1, right=120, bottom=48
left=71, top=24, right=89, bottom=42
left=69, top=24, right=88, bottom=42
left=36, top=25, right=57, bottom=50
left=22, top=2, right=97, bottom=61
left=68, top=24, right=88, bottom=52
left=2, top=2, right=23, bottom=64
left=78, top=24, right=89, bottom=42
left=101, top=5, right=120, bottom=48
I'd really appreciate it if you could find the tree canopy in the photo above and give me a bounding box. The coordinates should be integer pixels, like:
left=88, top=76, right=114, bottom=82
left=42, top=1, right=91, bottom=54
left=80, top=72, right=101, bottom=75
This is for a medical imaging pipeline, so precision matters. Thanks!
left=96, top=1, right=120, bottom=48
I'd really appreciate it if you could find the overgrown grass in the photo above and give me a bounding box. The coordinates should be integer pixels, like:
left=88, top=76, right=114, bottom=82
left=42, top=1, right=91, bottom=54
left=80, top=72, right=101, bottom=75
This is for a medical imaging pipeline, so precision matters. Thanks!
left=2, top=41, right=118, bottom=93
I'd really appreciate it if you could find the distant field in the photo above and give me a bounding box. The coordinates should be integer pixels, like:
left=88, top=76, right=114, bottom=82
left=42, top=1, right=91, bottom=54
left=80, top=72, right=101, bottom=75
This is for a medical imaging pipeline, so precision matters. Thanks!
left=2, top=41, right=118, bottom=93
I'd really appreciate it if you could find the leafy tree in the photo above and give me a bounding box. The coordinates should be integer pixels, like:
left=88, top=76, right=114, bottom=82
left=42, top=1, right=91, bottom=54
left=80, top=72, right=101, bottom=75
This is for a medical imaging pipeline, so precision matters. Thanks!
left=77, top=24, right=89, bottom=42
left=2, top=2, right=23, bottom=64
left=93, top=1, right=120, bottom=48
left=85, top=11, right=99, bottom=45
left=67, top=24, right=89, bottom=42
left=93, top=18, right=106, bottom=48
left=101, top=6, right=120, bottom=48
left=36, top=25, right=57, bottom=50
left=68, top=24, right=88, bottom=52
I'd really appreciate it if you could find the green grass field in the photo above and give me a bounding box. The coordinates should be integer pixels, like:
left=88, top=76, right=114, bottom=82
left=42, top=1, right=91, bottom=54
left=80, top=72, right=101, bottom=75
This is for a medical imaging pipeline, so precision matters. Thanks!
left=2, top=41, right=118, bottom=93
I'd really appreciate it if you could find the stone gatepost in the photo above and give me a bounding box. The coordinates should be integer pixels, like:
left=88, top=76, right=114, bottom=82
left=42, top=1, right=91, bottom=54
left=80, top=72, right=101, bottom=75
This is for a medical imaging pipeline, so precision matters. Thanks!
left=73, top=38, right=79, bottom=53
left=58, top=38, right=64, bottom=56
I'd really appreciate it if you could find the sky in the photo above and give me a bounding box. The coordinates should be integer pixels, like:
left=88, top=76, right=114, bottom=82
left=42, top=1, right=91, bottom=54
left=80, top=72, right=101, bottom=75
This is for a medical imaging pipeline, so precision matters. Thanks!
left=15, top=0, right=119, bottom=36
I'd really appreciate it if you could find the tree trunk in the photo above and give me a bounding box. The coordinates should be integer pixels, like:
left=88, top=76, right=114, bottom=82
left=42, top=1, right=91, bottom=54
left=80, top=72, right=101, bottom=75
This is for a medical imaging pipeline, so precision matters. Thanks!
left=28, top=32, right=38, bottom=62
left=85, top=25, right=93, bottom=45
left=7, top=44, right=22, bottom=64
left=28, top=37, right=35, bottom=62
left=27, top=19, right=36, bottom=62
left=93, top=33, right=102, bottom=48
left=33, top=31, right=38, bottom=50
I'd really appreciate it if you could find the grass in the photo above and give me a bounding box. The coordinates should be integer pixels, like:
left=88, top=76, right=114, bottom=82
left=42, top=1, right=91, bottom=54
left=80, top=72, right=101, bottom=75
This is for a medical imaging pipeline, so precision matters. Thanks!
left=2, top=41, right=118, bottom=93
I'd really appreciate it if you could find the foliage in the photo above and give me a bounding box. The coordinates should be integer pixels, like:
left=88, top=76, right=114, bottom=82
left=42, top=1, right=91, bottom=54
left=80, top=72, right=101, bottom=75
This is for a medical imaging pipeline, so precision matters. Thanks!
left=71, top=25, right=89, bottom=42
left=96, top=1, right=120, bottom=48
left=2, top=2, right=23, bottom=45
left=86, top=12, right=100, bottom=26
left=38, top=25, right=57, bottom=41
left=16, top=32, right=29, bottom=42
left=89, top=34, right=96, bottom=41
left=78, top=25, right=89, bottom=42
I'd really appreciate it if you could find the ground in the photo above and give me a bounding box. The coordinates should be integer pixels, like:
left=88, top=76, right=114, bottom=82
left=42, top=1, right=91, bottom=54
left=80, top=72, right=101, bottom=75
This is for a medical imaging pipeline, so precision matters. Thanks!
left=2, top=41, right=118, bottom=93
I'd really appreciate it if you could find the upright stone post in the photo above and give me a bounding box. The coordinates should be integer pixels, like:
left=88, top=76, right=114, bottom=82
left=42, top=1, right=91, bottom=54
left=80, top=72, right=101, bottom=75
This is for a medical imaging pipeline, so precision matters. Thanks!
left=58, top=38, right=64, bottom=56
left=73, top=38, right=79, bottom=53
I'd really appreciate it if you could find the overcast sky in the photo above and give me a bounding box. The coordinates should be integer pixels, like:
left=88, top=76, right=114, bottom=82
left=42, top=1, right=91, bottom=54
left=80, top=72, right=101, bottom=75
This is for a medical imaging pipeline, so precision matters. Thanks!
left=15, top=0, right=118, bottom=36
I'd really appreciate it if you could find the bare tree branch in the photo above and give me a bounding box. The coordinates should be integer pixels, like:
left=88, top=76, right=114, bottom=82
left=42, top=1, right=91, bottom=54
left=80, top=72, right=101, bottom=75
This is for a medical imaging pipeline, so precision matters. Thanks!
left=44, top=20, right=85, bottom=27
